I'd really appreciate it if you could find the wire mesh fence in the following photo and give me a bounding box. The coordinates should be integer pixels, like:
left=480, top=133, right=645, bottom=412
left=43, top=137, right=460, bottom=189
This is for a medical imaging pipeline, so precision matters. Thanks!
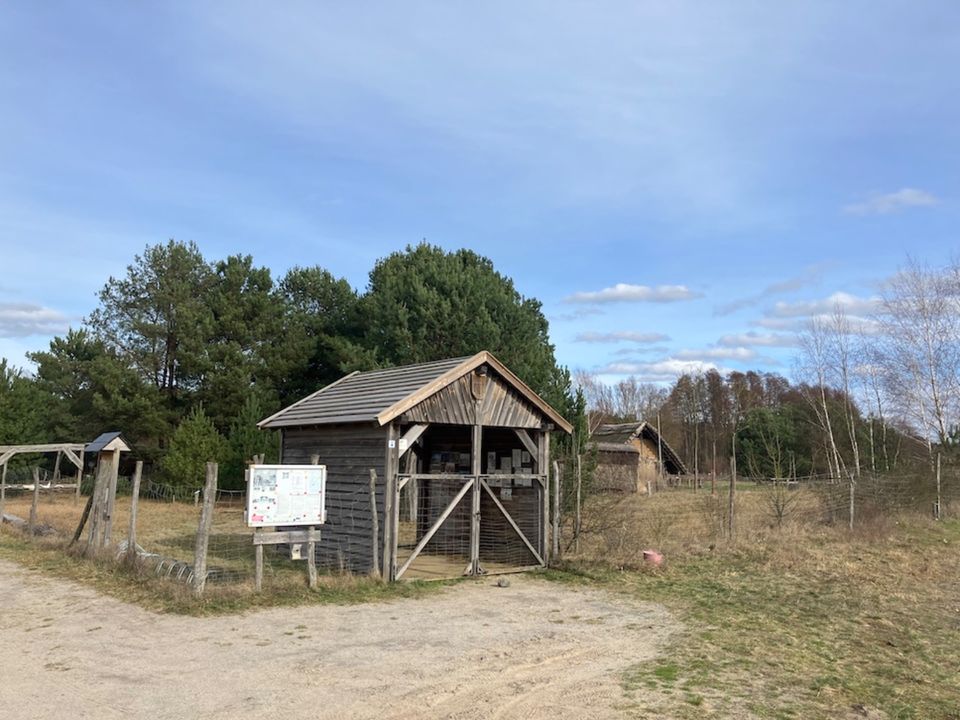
left=556, top=467, right=960, bottom=569
left=3, top=458, right=958, bottom=597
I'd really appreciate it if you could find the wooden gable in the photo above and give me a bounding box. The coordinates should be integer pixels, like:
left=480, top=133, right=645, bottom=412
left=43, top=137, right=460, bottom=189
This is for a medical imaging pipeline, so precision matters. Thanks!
left=401, top=369, right=543, bottom=429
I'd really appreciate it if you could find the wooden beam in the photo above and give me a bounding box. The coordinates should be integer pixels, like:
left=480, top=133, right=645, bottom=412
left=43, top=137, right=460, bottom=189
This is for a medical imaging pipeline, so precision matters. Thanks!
left=398, top=423, right=429, bottom=458
left=513, top=429, right=539, bottom=464
left=396, top=479, right=474, bottom=579
left=480, top=480, right=544, bottom=566
left=60, top=448, right=83, bottom=470
left=252, top=528, right=324, bottom=545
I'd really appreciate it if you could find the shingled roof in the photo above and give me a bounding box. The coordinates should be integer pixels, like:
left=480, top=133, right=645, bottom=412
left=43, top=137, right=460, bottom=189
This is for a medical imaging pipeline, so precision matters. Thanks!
left=259, top=351, right=573, bottom=432
left=591, top=421, right=687, bottom=474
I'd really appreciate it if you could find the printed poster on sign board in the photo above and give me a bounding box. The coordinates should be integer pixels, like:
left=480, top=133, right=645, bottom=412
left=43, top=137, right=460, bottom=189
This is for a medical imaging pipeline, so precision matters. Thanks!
left=246, top=464, right=326, bottom=527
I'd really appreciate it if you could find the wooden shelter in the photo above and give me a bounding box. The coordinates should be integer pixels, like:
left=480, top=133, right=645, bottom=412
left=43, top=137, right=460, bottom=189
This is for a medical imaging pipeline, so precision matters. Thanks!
left=0, top=443, right=86, bottom=520
left=259, top=351, right=572, bottom=580
left=589, top=422, right=687, bottom=493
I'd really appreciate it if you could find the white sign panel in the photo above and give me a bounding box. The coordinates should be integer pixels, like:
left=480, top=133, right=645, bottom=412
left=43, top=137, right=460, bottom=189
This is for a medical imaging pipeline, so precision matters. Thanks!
left=246, top=464, right=326, bottom=528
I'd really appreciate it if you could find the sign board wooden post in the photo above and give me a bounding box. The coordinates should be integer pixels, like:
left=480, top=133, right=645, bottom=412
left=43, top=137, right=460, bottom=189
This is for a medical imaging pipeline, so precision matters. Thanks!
left=246, top=464, right=326, bottom=591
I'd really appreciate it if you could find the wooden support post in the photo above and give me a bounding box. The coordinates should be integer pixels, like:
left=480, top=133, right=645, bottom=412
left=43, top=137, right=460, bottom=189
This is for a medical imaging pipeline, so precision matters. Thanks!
left=29, top=467, right=40, bottom=534
left=306, top=455, right=319, bottom=588
left=192, top=462, right=218, bottom=596
left=382, top=424, right=398, bottom=580
left=306, top=525, right=318, bottom=589
left=935, top=453, right=942, bottom=521
left=86, top=457, right=105, bottom=553
left=53, top=451, right=62, bottom=484
left=470, top=410, right=482, bottom=575
left=728, top=451, right=737, bottom=540
left=552, top=451, right=560, bottom=560
left=126, top=461, right=143, bottom=562
left=75, top=450, right=84, bottom=503
left=369, top=469, right=380, bottom=578
left=254, top=528, right=264, bottom=592
left=0, top=461, right=6, bottom=522
left=102, top=449, right=121, bottom=546
left=541, top=435, right=550, bottom=564
left=575, top=455, right=582, bottom=553
left=69, top=495, right=94, bottom=547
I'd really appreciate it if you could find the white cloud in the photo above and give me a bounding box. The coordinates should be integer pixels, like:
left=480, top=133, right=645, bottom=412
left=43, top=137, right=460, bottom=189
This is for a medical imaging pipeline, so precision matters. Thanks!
left=0, top=303, right=71, bottom=338
left=675, top=347, right=757, bottom=361
left=574, top=331, right=670, bottom=344
left=597, top=358, right=732, bottom=381
left=565, top=283, right=702, bottom=304
left=844, top=188, right=939, bottom=215
left=769, top=291, right=880, bottom=318
left=717, top=331, right=799, bottom=348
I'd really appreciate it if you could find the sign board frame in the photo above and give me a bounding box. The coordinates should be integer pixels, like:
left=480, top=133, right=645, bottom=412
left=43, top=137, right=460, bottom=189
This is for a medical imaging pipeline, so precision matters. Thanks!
left=246, top=464, right=327, bottom=528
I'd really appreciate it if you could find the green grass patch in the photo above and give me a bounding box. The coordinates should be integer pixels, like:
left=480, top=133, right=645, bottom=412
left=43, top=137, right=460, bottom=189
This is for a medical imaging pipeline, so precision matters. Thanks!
left=550, top=517, right=960, bottom=719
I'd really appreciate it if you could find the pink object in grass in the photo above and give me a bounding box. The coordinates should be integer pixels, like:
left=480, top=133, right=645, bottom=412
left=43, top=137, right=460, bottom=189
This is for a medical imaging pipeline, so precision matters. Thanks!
left=642, top=550, right=663, bottom=566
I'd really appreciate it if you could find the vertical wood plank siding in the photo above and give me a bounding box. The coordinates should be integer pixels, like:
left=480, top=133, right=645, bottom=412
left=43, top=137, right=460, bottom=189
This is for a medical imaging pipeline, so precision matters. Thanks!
left=402, top=373, right=542, bottom=428
left=282, top=424, right=387, bottom=573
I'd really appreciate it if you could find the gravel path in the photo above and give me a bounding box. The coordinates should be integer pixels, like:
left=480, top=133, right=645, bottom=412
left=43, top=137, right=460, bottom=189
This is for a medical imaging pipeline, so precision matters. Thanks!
left=0, top=560, right=678, bottom=719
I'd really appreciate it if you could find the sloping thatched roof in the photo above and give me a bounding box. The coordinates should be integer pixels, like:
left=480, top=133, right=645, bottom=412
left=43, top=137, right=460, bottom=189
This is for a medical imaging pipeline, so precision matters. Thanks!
left=590, top=421, right=687, bottom=474
left=259, top=351, right=573, bottom=432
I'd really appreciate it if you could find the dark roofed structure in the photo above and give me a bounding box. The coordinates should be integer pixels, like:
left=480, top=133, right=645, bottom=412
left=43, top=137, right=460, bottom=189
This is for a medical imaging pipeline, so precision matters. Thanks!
left=261, top=351, right=571, bottom=581
left=589, top=421, right=687, bottom=493
left=84, top=432, right=131, bottom=455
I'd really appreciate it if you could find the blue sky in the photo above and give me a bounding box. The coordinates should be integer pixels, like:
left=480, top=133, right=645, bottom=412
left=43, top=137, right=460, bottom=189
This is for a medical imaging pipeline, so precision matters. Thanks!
left=1, top=2, right=958, bottom=383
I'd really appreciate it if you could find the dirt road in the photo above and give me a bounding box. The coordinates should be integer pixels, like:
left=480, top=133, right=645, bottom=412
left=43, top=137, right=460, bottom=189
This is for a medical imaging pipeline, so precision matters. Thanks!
left=0, top=560, right=677, bottom=719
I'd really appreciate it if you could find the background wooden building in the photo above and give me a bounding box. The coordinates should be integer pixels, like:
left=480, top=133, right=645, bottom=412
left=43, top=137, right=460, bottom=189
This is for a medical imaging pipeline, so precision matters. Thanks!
left=589, top=421, right=687, bottom=493
left=259, top=352, right=572, bottom=580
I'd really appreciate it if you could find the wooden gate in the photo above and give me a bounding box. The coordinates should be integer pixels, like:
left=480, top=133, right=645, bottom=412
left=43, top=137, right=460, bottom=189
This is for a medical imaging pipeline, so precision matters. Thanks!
left=394, top=473, right=545, bottom=580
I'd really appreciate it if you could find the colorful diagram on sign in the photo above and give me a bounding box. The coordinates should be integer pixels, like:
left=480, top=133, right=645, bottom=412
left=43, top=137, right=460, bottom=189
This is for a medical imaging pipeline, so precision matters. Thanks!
left=246, top=465, right=326, bottom=527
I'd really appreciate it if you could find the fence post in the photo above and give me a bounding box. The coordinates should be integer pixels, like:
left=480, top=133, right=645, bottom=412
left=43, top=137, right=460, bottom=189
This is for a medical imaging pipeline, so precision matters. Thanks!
left=552, top=460, right=561, bottom=559
left=574, top=456, right=582, bottom=553
left=369, top=469, right=380, bottom=578
left=0, top=461, right=6, bottom=522
left=305, top=456, right=319, bottom=589
left=29, top=467, right=40, bottom=534
left=192, top=462, right=218, bottom=596
left=935, top=453, right=942, bottom=521
left=728, top=453, right=736, bottom=540
left=126, top=461, right=143, bottom=562
left=254, top=528, right=264, bottom=592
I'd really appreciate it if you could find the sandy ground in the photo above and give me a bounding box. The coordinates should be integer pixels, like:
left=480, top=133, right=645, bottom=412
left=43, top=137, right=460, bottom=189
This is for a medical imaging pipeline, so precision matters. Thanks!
left=0, top=560, right=678, bottom=720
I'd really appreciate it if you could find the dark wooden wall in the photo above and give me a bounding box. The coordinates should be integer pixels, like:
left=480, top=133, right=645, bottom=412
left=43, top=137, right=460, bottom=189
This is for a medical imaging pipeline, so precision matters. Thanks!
left=282, top=423, right=386, bottom=573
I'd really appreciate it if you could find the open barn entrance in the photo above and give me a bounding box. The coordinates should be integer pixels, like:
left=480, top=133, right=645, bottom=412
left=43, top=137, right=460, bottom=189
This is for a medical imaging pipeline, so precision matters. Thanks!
left=394, top=425, right=546, bottom=580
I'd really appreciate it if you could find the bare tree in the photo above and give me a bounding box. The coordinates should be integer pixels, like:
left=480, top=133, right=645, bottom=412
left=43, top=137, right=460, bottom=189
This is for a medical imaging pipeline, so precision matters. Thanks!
left=829, top=307, right=862, bottom=478
left=875, top=259, right=960, bottom=451
left=797, top=318, right=843, bottom=480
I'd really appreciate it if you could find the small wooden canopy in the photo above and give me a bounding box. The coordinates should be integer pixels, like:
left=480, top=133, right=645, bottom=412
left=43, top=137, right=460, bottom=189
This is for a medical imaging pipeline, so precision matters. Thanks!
left=260, top=351, right=573, bottom=433
left=591, top=421, right=687, bottom=474
left=0, top=443, right=85, bottom=468
left=85, top=432, right=131, bottom=454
